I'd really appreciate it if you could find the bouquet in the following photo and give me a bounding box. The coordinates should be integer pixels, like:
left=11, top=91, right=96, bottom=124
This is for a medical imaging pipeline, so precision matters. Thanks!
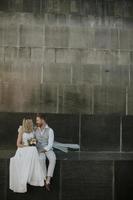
left=27, top=138, right=37, bottom=146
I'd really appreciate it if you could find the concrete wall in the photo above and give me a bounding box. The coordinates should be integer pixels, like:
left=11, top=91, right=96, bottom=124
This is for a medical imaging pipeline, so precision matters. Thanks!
left=0, top=0, right=133, bottom=114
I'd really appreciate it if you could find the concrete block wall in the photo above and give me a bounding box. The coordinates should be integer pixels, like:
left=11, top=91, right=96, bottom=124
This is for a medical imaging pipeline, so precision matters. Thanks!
left=0, top=0, right=133, bottom=114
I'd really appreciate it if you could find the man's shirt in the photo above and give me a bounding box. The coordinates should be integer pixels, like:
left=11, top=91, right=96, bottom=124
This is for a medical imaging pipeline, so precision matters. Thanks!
left=34, top=124, right=54, bottom=152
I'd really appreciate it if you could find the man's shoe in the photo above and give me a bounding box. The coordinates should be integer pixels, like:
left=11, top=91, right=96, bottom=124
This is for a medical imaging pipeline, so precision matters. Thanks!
left=44, top=180, right=47, bottom=190
left=45, top=183, right=51, bottom=192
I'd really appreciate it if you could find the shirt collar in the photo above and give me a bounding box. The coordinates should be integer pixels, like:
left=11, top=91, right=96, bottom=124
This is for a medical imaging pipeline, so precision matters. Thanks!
left=37, top=124, right=49, bottom=132
left=41, top=123, right=49, bottom=130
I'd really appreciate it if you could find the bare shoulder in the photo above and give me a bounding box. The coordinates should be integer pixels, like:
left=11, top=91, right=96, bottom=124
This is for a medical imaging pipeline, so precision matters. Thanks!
left=18, top=125, right=22, bottom=133
left=18, top=126, right=23, bottom=136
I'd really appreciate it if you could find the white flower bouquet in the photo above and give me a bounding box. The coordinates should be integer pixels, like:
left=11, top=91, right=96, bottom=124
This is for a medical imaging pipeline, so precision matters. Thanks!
left=27, top=138, right=37, bottom=146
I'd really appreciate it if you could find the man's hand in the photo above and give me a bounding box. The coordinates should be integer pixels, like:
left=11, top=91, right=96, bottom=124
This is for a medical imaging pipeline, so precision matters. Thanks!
left=40, top=149, right=47, bottom=153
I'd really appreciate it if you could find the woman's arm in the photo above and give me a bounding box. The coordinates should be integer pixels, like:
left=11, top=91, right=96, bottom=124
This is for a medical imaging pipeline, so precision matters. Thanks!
left=16, top=125, right=28, bottom=148
left=16, top=131, right=24, bottom=148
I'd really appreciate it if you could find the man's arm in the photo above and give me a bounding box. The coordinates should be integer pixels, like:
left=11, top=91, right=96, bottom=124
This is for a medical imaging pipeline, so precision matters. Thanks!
left=44, top=129, right=54, bottom=152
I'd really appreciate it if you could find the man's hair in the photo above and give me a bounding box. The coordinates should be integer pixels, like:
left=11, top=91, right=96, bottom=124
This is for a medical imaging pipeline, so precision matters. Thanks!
left=36, top=113, right=47, bottom=122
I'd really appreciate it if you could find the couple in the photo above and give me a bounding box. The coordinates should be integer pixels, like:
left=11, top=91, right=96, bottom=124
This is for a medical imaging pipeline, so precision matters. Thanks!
left=9, top=113, right=80, bottom=193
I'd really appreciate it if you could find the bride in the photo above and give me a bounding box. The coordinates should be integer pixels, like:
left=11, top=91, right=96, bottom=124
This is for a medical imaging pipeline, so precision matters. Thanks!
left=9, top=118, right=45, bottom=193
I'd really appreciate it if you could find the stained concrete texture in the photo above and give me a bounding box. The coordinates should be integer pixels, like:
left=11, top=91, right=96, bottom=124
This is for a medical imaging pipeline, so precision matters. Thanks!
left=0, top=0, right=133, bottom=114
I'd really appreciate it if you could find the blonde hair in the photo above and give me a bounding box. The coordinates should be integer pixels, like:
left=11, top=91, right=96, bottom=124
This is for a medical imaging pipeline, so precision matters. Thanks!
left=22, top=118, right=33, bottom=133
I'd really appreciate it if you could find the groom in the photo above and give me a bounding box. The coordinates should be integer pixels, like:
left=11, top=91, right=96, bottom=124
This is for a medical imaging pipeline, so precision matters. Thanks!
left=34, top=113, right=56, bottom=191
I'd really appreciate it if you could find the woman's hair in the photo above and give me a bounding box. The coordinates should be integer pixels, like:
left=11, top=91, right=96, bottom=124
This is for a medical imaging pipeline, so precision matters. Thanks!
left=22, top=118, right=33, bottom=133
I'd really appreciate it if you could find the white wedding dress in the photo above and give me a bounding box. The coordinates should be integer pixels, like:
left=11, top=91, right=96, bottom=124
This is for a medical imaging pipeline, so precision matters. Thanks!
left=9, top=132, right=45, bottom=193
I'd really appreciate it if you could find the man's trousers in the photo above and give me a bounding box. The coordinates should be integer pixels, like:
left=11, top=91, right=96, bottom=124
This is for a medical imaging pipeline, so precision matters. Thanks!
left=39, top=150, right=56, bottom=178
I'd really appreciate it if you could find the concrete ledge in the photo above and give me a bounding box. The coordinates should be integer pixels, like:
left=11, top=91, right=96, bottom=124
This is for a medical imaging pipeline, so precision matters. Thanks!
left=1, top=149, right=133, bottom=160
left=1, top=150, right=133, bottom=200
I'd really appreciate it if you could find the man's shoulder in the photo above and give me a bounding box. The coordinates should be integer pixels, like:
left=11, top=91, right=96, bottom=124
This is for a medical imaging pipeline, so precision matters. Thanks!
left=47, top=126, right=53, bottom=131
left=46, top=124, right=52, bottom=130
left=47, top=126, right=54, bottom=133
